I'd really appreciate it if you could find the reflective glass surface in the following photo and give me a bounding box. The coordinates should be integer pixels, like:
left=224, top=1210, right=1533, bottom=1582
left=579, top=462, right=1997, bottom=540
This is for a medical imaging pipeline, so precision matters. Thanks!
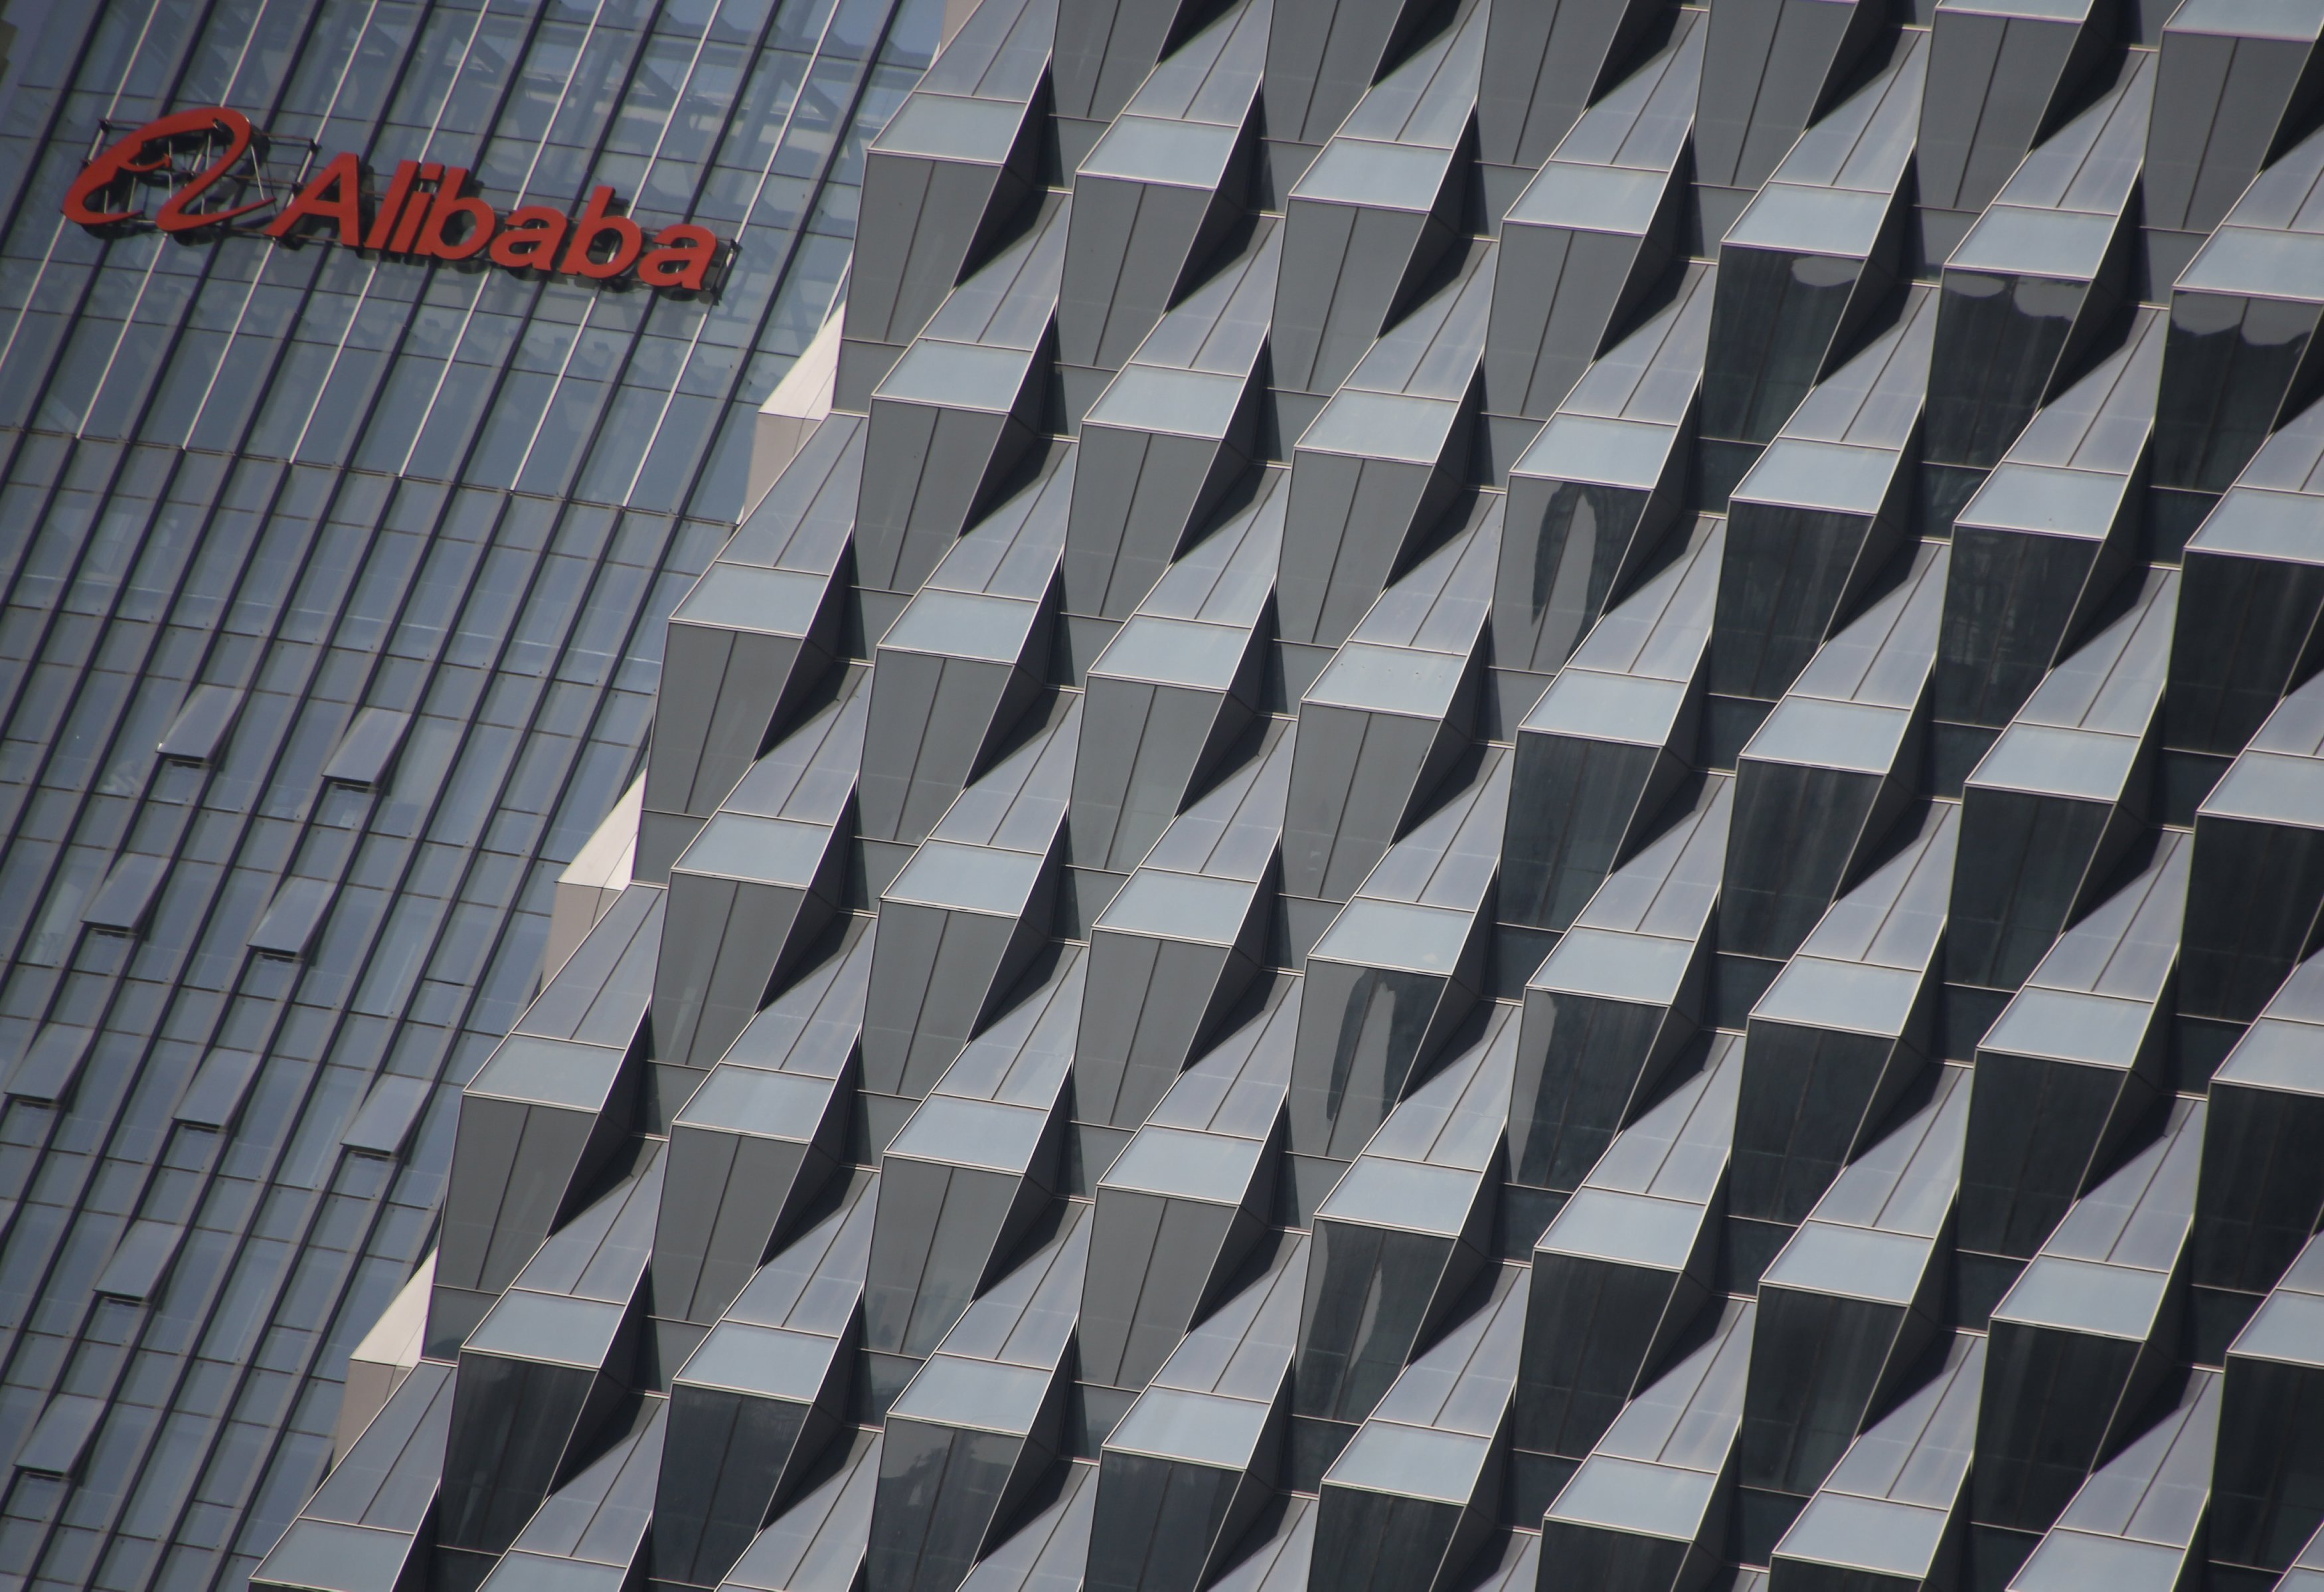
left=1091, top=614, right=1250, bottom=688
left=886, top=839, right=1047, bottom=911
left=673, top=563, right=833, bottom=637
left=675, top=812, right=835, bottom=886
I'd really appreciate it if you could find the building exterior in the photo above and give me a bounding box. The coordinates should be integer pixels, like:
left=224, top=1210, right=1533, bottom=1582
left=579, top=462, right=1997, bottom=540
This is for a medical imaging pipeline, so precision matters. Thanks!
left=7, top=0, right=2324, bottom=1589
left=0, top=0, right=940, bottom=1586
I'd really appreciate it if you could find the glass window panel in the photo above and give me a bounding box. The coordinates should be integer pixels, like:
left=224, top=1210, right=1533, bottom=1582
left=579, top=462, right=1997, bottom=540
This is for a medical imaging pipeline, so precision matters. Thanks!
left=468, top=1034, right=625, bottom=1110
left=1778, top=1492, right=1950, bottom=1577
left=873, top=93, right=1025, bottom=161
left=1108, top=1385, right=1270, bottom=1466
left=1754, top=956, right=1924, bottom=1037
left=2202, top=749, right=2324, bottom=828
left=1101, top=1126, right=1264, bottom=1199
left=2215, top=1019, right=2324, bottom=1093
left=481, top=1554, right=627, bottom=1592
left=2233, top=1288, right=2324, bottom=1367
left=673, top=563, right=829, bottom=635
left=676, top=812, right=833, bottom=886
left=1970, top=723, right=2139, bottom=800
left=1958, top=463, right=2125, bottom=539
left=890, top=1354, right=1050, bottom=1432
left=674, top=1065, right=835, bottom=1138
left=1291, top=137, right=1453, bottom=209
left=1521, top=669, right=1687, bottom=745
left=2013, top=1532, right=2185, bottom=1592
left=875, top=339, right=1033, bottom=410
left=1736, top=438, right=1898, bottom=515
left=1305, top=642, right=1465, bottom=715
left=254, top=1518, right=416, bottom=1592
left=1325, top=1421, right=1487, bottom=1504
left=1090, top=614, right=1248, bottom=689
left=1994, top=1255, right=2168, bottom=1334
left=881, top=588, right=1036, bottom=662
left=1086, top=365, right=1247, bottom=438
left=467, top=1289, right=625, bottom=1366
left=1763, top=1221, right=1931, bottom=1302
left=1983, top=987, right=2152, bottom=1066
left=1310, top=899, right=1472, bottom=974
left=1317, top=1157, right=1477, bottom=1234
left=885, top=840, right=1045, bottom=912
left=2189, top=486, right=2324, bottom=562
left=2181, top=226, right=2324, bottom=300
left=1080, top=115, right=1241, bottom=186
left=1726, top=184, right=1890, bottom=254
left=1746, top=697, right=1908, bottom=771
left=678, top=1321, right=835, bottom=1399
left=1510, top=161, right=1667, bottom=233
left=1298, top=390, right=1460, bottom=463
left=1548, top=1453, right=1718, bottom=1532
left=2164, top=0, right=2324, bottom=36
left=1096, top=869, right=1254, bottom=944
left=1518, top=414, right=1675, bottom=489
left=1531, top=926, right=1694, bottom=1004
left=886, top=1095, right=1048, bottom=1172
left=1540, top=1188, right=1702, bottom=1269
left=1950, top=206, right=2116, bottom=278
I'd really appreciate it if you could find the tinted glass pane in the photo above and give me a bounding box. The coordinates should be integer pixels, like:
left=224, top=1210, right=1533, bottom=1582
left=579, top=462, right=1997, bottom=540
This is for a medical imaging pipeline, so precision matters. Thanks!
left=469, top=1034, right=624, bottom=1110
left=1102, top=1125, right=1265, bottom=1198
left=1086, top=366, right=1247, bottom=437
left=1305, top=643, right=1465, bottom=714
left=467, top=1290, right=625, bottom=1366
left=674, top=565, right=830, bottom=634
left=1310, top=899, right=1472, bottom=973
left=1091, top=614, right=1248, bottom=688
left=1081, top=114, right=1241, bottom=185
left=1097, top=869, right=1254, bottom=943
left=886, top=840, right=1046, bottom=911
left=890, top=1355, right=1050, bottom=1431
left=882, top=589, right=1037, bottom=661
left=876, top=339, right=1033, bottom=410
left=677, top=812, right=834, bottom=885
left=679, top=1321, right=836, bottom=1399
left=875, top=93, right=1025, bottom=159
left=1108, top=1385, right=1270, bottom=1465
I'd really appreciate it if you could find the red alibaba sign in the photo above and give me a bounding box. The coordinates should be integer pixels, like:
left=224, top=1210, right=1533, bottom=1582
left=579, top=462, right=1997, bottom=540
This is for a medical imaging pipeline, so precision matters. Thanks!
left=64, top=106, right=721, bottom=292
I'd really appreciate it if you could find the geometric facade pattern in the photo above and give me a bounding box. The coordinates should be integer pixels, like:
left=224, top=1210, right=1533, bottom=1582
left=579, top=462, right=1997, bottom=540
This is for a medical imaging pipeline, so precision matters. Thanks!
left=274, top=0, right=2324, bottom=1588
left=14, top=0, right=2324, bottom=1591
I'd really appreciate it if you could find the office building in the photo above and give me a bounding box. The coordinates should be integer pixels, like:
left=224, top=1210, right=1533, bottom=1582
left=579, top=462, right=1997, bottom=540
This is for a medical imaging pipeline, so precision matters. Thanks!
left=9, top=0, right=2324, bottom=1590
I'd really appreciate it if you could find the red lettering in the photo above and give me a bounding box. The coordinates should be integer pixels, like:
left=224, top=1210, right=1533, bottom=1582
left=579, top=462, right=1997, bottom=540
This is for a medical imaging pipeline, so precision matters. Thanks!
left=416, top=168, right=497, bottom=260
left=66, top=110, right=730, bottom=279
left=558, top=185, right=642, bottom=279
left=387, top=164, right=440, bottom=253
left=489, top=205, right=569, bottom=270
left=65, top=107, right=268, bottom=231
left=638, top=223, right=718, bottom=292
left=263, top=151, right=367, bottom=246
left=365, top=161, right=422, bottom=250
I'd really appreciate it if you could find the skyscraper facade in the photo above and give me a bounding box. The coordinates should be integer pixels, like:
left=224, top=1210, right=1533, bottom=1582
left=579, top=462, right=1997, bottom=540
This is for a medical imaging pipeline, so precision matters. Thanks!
left=0, top=0, right=940, bottom=1585
left=11, top=0, right=2324, bottom=1590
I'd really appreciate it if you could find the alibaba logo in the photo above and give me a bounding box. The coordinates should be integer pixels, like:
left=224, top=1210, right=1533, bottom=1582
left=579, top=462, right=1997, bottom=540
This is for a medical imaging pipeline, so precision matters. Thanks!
left=64, top=106, right=272, bottom=233
left=64, top=107, right=724, bottom=293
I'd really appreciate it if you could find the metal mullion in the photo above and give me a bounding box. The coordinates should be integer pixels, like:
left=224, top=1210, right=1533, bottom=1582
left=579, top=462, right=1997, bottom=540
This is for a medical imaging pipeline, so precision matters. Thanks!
left=651, top=0, right=888, bottom=515
left=8, top=474, right=424, bottom=1575
left=502, top=0, right=722, bottom=487
left=610, top=0, right=864, bottom=509
left=387, top=0, right=661, bottom=484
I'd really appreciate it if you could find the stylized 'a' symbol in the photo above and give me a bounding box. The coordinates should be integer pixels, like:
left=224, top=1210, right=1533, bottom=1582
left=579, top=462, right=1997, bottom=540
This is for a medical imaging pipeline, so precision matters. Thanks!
left=64, top=106, right=272, bottom=233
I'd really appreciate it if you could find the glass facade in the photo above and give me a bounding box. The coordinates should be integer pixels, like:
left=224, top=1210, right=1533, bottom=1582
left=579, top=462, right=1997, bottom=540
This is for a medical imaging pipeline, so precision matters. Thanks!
left=0, top=0, right=935, bottom=1585
left=5, top=0, right=2324, bottom=1590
